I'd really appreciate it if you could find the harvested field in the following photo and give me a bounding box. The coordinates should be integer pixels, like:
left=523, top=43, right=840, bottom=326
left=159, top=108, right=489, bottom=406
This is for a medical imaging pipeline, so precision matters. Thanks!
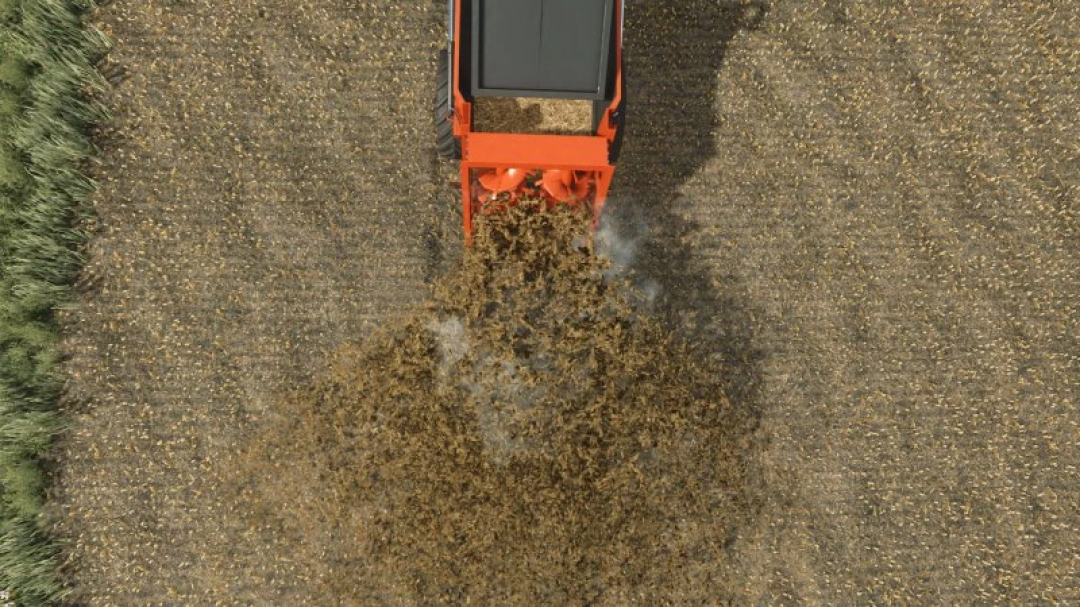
left=54, top=0, right=1078, bottom=604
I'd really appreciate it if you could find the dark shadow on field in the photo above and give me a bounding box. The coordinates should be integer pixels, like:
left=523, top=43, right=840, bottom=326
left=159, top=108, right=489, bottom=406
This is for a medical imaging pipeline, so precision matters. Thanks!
left=609, top=0, right=770, bottom=509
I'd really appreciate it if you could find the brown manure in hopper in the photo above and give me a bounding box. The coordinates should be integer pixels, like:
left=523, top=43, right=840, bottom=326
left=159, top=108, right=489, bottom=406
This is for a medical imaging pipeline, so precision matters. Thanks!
left=472, top=97, right=594, bottom=135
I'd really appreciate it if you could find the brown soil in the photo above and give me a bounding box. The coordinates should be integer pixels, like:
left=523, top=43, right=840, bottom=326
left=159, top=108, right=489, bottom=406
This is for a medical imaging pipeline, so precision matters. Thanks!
left=473, top=97, right=594, bottom=134
left=52, top=0, right=1078, bottom=604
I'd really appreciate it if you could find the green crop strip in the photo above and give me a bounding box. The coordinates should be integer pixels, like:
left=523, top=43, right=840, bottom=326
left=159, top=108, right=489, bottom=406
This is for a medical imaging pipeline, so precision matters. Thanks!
left=0, top=0, right=108, bottom=604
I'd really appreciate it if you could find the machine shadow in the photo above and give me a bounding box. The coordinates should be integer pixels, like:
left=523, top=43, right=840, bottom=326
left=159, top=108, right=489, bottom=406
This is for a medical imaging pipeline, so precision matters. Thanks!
left=610, top=0, right=768, bottom=433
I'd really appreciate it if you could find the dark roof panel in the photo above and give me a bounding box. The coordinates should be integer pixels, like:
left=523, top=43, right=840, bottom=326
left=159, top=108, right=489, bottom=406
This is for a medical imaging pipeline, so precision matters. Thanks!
left=472, top=0, right=613, bottom=99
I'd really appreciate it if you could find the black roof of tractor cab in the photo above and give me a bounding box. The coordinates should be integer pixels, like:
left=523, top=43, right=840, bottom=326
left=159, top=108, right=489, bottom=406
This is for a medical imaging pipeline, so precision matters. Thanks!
left=470, top=0, right=617, bottom=100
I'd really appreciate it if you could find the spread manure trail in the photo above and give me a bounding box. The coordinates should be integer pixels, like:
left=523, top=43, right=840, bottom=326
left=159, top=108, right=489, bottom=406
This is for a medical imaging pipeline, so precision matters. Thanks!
left=237, top=200, right=756, bottom=603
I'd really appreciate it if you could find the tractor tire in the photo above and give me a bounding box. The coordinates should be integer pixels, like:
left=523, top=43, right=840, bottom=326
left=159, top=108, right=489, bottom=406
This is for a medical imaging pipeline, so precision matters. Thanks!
left=608, top=76, right=627, bottom=164
left=435, top=49, right=461, bottom=160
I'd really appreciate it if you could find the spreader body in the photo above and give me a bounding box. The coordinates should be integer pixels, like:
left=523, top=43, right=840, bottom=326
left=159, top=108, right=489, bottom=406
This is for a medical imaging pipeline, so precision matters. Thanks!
left=437, top=0, right=626, bottom=241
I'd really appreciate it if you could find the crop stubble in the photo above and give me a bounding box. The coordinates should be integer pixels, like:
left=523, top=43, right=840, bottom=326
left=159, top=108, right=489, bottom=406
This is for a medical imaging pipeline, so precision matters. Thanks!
left=54, top=0, right=1079, bottom=604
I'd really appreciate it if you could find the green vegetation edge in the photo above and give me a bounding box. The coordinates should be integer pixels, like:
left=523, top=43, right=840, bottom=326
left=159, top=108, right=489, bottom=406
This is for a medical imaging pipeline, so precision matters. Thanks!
left=1, top=0, right=109, bottom=604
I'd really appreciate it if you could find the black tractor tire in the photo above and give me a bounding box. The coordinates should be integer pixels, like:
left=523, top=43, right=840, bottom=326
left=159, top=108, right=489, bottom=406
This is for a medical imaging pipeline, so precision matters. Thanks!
left=608, top=76, right=627, bottom=164
left=435, top=49, right=461, bottom=160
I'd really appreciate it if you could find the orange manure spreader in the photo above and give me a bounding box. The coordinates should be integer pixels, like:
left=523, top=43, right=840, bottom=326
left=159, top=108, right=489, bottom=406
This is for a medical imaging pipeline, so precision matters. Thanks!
left=436, top=0, right=626, bottom=241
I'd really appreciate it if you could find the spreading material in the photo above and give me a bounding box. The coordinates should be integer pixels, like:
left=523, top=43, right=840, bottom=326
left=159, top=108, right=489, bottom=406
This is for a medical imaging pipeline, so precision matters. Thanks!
left=237, top=200, right=756, bottom=603
left=473, top=97, right=593, bottom=134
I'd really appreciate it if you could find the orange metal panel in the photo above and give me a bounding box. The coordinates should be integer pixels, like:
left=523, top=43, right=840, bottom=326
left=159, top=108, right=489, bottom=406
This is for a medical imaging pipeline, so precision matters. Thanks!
left=592, top=167, right=615, bottom=222
left=463, top=133, right=610, bottom=170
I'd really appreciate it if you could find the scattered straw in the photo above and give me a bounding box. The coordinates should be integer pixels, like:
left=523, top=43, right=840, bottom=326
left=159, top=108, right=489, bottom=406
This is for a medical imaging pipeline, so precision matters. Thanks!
left=473, top=97, right=593, bottom=135
left=236, top=200, right=755, bottom=603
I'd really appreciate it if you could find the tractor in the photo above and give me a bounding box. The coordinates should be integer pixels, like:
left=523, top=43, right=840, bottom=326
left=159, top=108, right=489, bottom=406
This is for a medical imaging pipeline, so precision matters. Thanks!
left=436, top=0, right=626, bottom=241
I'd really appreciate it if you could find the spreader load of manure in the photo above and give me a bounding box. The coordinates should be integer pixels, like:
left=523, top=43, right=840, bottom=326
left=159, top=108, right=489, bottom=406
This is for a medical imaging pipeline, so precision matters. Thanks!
left=472, top=97, right=594, bottom=135
left=237, top=200, right=755, bottom=603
